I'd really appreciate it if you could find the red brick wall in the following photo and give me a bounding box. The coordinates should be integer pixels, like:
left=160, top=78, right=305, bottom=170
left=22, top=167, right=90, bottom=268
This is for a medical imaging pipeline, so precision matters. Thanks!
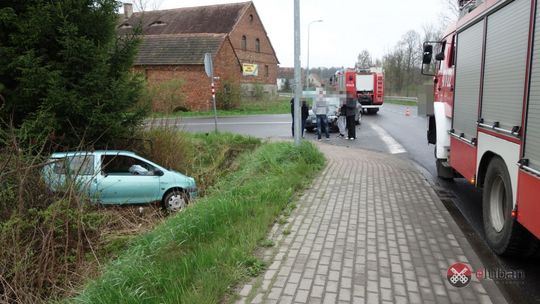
left=214, top=37, right=242, bottom=88
left=136, top=39, right=242, bottom=112
left=137, top=65, right=211, bottom=112
left=229, top=4, right=278, bottom=86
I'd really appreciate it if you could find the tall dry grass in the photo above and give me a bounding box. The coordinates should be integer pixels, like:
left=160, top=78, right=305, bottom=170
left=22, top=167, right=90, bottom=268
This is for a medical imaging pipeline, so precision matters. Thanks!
left=0, top=127, right=260, bottom=303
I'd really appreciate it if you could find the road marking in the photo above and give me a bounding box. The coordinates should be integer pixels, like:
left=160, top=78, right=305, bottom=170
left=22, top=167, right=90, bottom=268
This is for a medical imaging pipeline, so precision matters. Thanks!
left=370, top=124, right=407, bottom=154
left=146, top=121, right=290, bottom=126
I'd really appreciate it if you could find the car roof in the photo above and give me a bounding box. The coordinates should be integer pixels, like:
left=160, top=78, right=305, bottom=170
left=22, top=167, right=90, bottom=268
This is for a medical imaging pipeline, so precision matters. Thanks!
left=50, top=150, right=137, bottom=158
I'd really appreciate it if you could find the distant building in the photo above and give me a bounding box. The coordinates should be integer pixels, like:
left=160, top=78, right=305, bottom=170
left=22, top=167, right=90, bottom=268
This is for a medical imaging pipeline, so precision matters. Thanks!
left=307, top=73, right=323, bottom=88
left=119, top=1, right=279, bottom=111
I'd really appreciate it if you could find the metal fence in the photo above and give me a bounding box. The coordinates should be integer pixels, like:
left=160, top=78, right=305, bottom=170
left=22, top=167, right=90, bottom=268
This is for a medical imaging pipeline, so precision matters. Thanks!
left=384, top=96, right=418, bottom=102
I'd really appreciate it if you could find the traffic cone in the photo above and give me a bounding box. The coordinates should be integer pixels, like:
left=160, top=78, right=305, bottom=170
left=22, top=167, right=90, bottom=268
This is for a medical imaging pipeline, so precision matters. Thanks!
left=405, top=107, right=411, bottom=117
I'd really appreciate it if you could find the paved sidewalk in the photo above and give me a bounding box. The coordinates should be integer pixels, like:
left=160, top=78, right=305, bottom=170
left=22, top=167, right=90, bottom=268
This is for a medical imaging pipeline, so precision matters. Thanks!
left=235, top=143, right=507, bottom=304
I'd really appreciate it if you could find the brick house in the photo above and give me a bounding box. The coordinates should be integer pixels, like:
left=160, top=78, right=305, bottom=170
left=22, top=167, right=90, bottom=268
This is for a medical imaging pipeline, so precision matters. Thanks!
left=119, top=2, right=279, bottom=111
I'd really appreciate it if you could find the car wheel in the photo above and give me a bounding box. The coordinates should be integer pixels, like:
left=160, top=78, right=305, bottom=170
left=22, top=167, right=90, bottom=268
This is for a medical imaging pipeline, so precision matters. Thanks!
left=306, top=127, right=315, bottom=132
left=163, top=190, right=189, bottom=212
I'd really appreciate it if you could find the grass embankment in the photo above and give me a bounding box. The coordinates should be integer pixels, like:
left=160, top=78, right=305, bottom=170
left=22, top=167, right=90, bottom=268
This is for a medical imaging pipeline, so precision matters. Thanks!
left=383, top=99, right=418, bottom=107
left=0, top=131, right=261, bottom=303
left=74, top=140, right=325, bottom=303
left=151, top=97, right=291, bottom=118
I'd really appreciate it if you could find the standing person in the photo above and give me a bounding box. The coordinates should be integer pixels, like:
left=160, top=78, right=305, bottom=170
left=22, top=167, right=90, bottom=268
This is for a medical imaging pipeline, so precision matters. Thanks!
left=345, top=96, right=357, bottom=140
left=301, top=100, right=309, bottom=138
left=337, top=103, right=347, bottom=138
left=313, top=90, right=330, bottom=141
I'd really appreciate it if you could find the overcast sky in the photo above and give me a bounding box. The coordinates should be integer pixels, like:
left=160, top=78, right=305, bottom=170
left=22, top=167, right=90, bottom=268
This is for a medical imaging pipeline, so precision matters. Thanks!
left=130, top=0, right=452, bottom=68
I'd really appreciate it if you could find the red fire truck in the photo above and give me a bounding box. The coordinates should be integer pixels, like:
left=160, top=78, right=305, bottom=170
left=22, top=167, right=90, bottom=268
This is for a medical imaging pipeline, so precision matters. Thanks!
left=423, top=0, right=540, bottom=256
left=334, top=68, right=384, bottom=114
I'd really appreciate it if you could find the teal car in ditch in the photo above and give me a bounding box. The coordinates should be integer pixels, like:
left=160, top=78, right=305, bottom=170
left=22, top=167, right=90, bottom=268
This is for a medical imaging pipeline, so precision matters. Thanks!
left=43, top=150, right=197, bottom=212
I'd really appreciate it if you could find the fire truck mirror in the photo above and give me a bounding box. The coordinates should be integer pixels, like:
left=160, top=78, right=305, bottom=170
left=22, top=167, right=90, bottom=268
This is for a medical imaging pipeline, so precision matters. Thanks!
left=422, top=44, right=433, bottom=64
left=435, top=52, right=445, bottom=61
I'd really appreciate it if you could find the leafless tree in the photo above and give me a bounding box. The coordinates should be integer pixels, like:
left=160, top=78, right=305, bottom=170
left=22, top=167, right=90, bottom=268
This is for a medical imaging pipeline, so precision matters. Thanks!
left=356, top=50, right=373, bottom=69
left=422, top=23, right=444, bottom=43
left=440, top=0, right=460, bottom=27
left=132, top=0, right=164, bottom=12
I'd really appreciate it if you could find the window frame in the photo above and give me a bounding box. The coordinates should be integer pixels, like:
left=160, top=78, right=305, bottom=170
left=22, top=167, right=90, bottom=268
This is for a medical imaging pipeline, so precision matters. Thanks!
left=241, top=35, right=247, bottom=51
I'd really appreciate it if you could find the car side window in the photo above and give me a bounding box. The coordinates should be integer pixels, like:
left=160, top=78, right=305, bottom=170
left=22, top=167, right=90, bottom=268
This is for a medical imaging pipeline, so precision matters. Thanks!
left=101, top=155, right=155, bottom=176
left=53, top=155, right=94, bottom=175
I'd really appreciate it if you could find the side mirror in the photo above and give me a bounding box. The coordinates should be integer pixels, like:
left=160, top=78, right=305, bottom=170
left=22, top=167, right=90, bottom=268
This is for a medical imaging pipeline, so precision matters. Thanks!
left=422, top=44, right=433, bottom=65
left=154, top=169, right=164, bottom=176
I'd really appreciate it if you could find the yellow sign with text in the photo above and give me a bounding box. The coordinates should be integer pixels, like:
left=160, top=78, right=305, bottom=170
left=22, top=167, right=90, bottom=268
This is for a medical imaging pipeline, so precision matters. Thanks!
left=242, top=63, right=258, bottom=76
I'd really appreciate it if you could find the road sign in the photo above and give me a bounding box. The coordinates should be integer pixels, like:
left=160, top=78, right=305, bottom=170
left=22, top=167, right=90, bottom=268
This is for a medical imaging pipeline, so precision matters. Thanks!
left=204, top=53, right=213, bottom=78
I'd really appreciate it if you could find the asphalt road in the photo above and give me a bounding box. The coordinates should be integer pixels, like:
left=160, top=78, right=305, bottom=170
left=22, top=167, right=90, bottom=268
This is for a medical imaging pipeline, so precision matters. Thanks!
left=150, top=104, right=539, bottom=303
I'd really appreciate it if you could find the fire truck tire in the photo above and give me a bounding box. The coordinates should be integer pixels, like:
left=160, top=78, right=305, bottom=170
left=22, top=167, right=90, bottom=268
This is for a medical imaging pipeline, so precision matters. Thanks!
left=483, top=157, right=539, bottom=257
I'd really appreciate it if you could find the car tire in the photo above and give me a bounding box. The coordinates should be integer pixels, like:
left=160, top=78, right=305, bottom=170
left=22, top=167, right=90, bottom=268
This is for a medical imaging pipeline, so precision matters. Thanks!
left=482, top=157, right=539, bottom=256
left=163, top=190, right=189, bottom=212
left=306, top=127, right=315, bottom=132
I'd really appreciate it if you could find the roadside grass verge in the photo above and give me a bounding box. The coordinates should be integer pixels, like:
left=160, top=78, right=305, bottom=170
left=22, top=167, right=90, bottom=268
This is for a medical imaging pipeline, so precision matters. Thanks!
left=0, top=130, right=260, bottom=303
left=150, top=97, right=291, bottom=118
left=74, top=141, right=325, bottom=303
left=383, top=99, right=418, bottom=107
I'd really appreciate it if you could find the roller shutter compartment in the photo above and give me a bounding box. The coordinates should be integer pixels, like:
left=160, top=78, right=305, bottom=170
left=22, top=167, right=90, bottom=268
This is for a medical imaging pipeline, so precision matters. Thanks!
left=481, top=0, right=530, bottom=131
left=525, top=1, right=540, bottom=170
left=453, top=21, right=484, bottom=140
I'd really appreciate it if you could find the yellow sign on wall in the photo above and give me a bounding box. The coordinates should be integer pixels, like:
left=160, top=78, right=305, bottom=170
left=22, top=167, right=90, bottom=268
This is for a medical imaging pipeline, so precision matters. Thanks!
left=242, top=63, right=259, bottom=76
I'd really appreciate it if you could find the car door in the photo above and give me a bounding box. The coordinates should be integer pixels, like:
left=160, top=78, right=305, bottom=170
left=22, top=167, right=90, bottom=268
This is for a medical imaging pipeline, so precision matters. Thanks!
left=47, top=154, right=98, bottom=196
left=96, top=153, right=161, bottom=204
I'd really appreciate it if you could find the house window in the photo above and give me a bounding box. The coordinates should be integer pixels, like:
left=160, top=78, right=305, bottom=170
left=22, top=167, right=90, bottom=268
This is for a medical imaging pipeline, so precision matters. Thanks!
left=265, top=65, right=269, bottom=77
left=249, top=14, right=254, bottom=22
left=242, top=35, right=247, bottom=50
left=255, top=38, right=260, bottom=53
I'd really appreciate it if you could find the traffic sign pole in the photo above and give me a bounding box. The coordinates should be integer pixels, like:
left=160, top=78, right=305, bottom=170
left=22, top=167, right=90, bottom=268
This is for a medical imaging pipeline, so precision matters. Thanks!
left=204, top=53, right=218, bottom=133
left=212, top=80, right=218, bottom=133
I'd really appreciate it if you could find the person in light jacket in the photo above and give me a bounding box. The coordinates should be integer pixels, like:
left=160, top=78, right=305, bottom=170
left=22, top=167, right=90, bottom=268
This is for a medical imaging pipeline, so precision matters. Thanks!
left=337, top=103, right=347, bottom=138
left=313, top=91, right=330, bottom=141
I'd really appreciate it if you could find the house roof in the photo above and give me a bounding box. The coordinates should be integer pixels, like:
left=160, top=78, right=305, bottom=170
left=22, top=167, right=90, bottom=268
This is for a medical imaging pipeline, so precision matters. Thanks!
left=119, top=2, right=251, bottom=36
left=134, top=34, right=227, bottom=66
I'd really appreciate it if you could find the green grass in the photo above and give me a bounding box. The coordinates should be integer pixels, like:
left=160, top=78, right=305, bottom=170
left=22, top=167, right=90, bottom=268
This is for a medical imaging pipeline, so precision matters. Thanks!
left=73, top=140, right=325, bottom=304
left=151, top=97, right=291, bottom=118
left=384, top=99, right=418, bottom=107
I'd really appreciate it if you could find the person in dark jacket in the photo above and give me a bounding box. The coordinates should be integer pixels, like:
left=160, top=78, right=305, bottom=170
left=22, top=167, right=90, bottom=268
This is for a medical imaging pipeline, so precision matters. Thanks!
left=301, top=100, right=309, bottom=137
left=345, top=97, right=357, bottom=140
left=291, top=98, right=309, bottom=137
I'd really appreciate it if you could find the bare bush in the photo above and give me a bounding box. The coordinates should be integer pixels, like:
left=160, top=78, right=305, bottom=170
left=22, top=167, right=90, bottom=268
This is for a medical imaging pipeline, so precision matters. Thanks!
left=0, top=129, right=166, bottom=303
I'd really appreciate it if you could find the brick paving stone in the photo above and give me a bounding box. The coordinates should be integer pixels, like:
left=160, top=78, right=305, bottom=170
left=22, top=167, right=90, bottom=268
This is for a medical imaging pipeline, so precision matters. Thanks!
left=294, top=289, right=309, bottom=303
left=234, top=144, right=508, bottom=304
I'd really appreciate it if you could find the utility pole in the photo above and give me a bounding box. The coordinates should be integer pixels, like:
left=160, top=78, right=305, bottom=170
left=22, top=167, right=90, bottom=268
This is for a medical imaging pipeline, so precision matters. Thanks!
left=306, top=19, right=323, bottom=89
left=293, top=0, right=302, bottom=146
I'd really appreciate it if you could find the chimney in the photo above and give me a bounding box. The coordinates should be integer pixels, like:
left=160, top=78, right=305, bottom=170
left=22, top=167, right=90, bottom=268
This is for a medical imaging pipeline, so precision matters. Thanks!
left=124, top=3, right=133, bottom=19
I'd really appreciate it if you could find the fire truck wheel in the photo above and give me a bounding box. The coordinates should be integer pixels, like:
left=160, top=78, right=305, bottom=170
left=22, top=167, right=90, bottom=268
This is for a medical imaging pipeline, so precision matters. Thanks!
left=482, top=157, right=538, bottom=256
